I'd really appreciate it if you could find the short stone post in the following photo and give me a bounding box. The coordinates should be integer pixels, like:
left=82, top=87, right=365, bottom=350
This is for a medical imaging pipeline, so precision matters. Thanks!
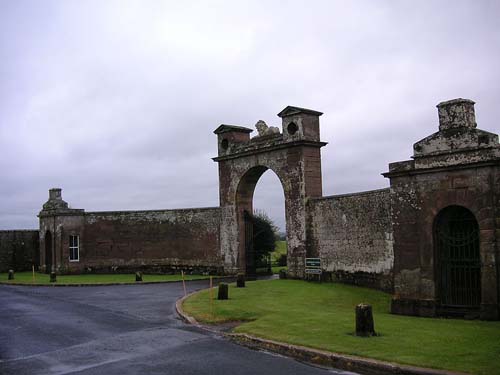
left=50, top=272, right=57, bottom=283
left=8, top=269, right=14, bottom=280
left=236, top=273, right=245, bottom=288
left=135, top=271, right=143, bottom=282
left=218, top=283, right=229, bottom=300
left=355, top=303, right=376, bottom=337
left=279, top=269, right=287, bottom=279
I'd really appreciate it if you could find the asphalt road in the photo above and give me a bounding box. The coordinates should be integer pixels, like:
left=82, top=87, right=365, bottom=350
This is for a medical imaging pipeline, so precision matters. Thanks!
left=0, top=280, right=356, bottom=375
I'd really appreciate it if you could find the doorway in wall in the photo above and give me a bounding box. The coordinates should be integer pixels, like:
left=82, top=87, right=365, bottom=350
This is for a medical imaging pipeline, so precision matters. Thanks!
left=238, top=168, right=286, bottom=276
left=435, top=206, right=481, bottom=314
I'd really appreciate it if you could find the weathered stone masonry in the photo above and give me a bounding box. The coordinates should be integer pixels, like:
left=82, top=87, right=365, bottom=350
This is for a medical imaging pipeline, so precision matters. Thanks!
left=213, top=106, right=325, bottom=278
left=384, top=99, right=499, bottom=320
left=307, top=188, right=393, bottom=292
left=20, top=98, right=500, bottom=319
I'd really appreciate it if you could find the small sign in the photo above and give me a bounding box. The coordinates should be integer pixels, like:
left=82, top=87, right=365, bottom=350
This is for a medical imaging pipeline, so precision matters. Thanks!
left=305, top=258, right=321, bottom=268
left=305, top=257, right=322, bottom=278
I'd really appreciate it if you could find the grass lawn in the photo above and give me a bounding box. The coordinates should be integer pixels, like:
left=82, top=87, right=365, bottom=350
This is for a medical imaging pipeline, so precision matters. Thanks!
left=271, top=266, right=286, bottom=274
left=271, top=240, right=287, bottom=263
left=0, top=271, right=210, bottom=285
left=183, top=279, right=500, bottom=375
left=270, top=241, right=287, bottom=274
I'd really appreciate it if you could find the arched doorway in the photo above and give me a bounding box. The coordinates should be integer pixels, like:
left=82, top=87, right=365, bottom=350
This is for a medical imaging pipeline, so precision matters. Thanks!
left=45, top=231, right=53, bottom=274
left=435, top=206, right=480, bottom=311
left=236, top=167, right=286, bottom=276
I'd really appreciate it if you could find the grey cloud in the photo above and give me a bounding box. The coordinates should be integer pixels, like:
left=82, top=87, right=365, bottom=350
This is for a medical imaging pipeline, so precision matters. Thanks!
left=1, top=0, right=499, bottom=231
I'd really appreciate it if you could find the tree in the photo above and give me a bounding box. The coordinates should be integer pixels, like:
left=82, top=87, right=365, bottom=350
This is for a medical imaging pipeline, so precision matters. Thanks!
left=252, top=210, right=278, bottom=266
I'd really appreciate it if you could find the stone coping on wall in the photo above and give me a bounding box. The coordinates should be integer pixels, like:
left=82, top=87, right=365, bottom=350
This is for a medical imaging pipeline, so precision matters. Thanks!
left=384, top=156, right=499, bottom=177
left=0, top=229, right=39, bottom=232
left=311, top=187, right=390, bottom=201
left=175, top=290, right=467, bottom=375
left=85, top=206, right=221, bottom=215
left=213, top=139, right=328, bottom=161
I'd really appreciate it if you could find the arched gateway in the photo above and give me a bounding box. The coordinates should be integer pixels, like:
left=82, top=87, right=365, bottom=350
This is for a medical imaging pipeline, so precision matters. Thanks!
left=213, top=106, right=327, bottom=277
left=435, top=206, right=481, bottom=313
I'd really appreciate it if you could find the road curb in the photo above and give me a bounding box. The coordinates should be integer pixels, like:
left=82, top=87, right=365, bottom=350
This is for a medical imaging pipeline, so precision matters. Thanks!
left=225, top=333, right=467, bottom=375
left=0, top=276, right=232, bottom=287
left=176, top=289, right=468, bottom=375
left=175, top=291, right=202, bottom=325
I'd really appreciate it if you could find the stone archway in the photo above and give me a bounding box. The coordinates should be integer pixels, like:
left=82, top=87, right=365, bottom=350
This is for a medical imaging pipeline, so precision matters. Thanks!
left=213, top=106, right=326, bottom=277
left=236, top=166, right=286, bottom=275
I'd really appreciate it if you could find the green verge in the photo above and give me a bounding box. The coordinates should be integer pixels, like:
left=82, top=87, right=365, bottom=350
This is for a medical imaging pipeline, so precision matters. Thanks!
left=271, top=241, right=287, bottom=261
left=182, top=279, right=500, bottom=375
left=0, top=272, right=210, bottom=285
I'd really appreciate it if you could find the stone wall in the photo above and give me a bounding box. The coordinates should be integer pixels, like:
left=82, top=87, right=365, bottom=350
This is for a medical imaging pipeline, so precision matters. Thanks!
left=307, top=188, right=394, bottom=291
left=0, top=230, right=39, bottom=272
left=65, top=207, right=222, bottom=273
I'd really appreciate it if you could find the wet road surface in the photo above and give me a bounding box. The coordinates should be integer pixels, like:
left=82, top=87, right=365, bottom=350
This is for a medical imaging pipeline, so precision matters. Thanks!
left=0, top=280, right=356, bottom=374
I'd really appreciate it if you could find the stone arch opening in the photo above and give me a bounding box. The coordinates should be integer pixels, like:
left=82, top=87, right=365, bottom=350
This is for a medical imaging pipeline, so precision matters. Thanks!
left=45, top=230, right=53, bottom=274
left=434, top=205, right=481, bottom=313
left=236, top=167, right=286, bottom=275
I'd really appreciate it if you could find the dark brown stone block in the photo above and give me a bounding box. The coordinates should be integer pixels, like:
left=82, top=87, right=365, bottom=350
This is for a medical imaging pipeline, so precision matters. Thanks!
left=236, top=274, right=245, bottom=288
left=218, top=283, right=229, bottom=300
left=355, top=303, right=376, bottom=337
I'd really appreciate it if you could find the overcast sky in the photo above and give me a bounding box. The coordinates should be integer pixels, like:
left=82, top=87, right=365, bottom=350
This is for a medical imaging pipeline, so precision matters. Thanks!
left=1, top=0, right=499, bottom=231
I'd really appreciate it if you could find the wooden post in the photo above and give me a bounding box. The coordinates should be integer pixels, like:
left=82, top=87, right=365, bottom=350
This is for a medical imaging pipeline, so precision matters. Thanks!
left=209, top=276, right=213, bottom=317
left=236, top=273, right=245, bottom=288
left=32, top=265, right=35, bottom=283
left=355, top=303, right=376, bottom=337
left=217, top=283, right=229, bottom=300
left=181, top=270, right=187, bottom=297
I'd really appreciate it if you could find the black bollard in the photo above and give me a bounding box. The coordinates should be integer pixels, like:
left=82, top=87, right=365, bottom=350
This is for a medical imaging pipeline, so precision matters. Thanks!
left=355, top=303, right=376, bottom=337
left=236, top=273, right=245, bottom=288
left=50, top=272, right=57, bottom=283
left=8, top=269, right=14, bottom=280
left=218, top=283, right=229, bottom=300
left=279, top=269, right=287, bottom=279
left=135, top=271, right=143, bottom=282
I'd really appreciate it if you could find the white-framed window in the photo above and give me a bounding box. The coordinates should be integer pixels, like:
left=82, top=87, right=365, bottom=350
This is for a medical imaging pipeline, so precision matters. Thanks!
left=69, top=235, right=79, bottom=262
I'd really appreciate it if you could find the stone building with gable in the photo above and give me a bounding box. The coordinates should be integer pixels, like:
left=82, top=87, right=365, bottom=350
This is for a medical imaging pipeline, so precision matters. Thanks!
left=384, top=99, right=499, bottom=320
left=3, top=97, right=497, bottom=320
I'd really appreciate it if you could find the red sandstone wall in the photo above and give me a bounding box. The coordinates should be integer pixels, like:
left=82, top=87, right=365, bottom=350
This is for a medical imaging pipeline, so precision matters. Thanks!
left=72, top=207, right=221, bottom=273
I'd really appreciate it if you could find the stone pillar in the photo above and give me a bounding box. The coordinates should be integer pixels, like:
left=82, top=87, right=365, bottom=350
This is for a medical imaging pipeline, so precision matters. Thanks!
left=437, top=98, right=476, bottom=131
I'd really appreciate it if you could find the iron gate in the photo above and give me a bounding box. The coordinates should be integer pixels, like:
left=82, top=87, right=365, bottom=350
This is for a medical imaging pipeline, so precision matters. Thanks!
left=244, top=210, right=256, bottom=275
left=435, top=206, right=481, bottom=308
